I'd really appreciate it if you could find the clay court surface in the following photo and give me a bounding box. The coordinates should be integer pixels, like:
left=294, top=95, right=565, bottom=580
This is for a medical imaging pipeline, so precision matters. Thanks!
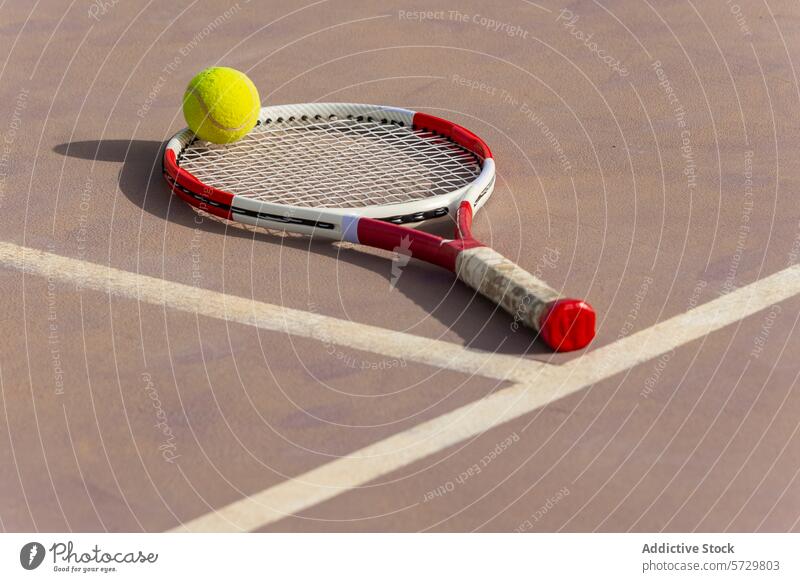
left=1, top=0, right=799, bottom=532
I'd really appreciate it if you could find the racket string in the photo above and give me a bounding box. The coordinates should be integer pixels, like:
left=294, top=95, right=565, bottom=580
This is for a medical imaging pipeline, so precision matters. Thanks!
left=178, top=117, right=482, bottom=208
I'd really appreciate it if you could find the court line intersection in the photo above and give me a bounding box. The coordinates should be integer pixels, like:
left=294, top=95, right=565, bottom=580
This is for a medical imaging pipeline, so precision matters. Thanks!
left=1, top=241, right=797, bottom=531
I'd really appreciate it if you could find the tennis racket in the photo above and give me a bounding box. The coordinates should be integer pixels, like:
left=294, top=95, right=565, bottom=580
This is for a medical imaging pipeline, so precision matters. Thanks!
left=163, top=103, right=595, bottom=351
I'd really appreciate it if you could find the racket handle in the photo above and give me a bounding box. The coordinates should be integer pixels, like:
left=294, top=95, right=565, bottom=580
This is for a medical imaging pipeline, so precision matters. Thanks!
left=456, top=246, right=595, bottom=351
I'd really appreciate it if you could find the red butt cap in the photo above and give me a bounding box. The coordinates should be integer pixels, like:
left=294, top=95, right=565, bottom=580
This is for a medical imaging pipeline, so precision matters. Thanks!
left=538, top=299, right=596, bottom=352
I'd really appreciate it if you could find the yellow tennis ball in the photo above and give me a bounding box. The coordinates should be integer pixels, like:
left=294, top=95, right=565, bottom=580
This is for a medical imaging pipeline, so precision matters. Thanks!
left=182, top=67, right=260, bottom=144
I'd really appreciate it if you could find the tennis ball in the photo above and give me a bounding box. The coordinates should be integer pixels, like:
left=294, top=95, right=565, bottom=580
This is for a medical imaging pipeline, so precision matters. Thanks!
left=182, top=67, right=260, bottom=144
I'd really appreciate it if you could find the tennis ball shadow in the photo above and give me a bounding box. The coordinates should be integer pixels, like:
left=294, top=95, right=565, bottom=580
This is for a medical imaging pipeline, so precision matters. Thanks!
left=53, top=139, right=547, bottom=356
left=53, top=139, right=221, bottom=234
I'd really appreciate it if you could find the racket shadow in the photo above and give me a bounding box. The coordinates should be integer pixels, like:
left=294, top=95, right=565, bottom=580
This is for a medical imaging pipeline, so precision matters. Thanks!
left=54, top=139, right=548, bottom=357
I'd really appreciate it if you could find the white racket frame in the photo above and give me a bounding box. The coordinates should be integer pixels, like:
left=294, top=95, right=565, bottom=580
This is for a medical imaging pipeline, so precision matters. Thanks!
left=164, top=103, right=495, bottom=240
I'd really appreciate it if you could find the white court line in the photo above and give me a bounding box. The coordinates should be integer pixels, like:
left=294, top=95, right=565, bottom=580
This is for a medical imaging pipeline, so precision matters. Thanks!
left=0, top=241, right=545, bottom=383
left=169, top=264, right=800, bottom=532
left=2, top=242, right=799, bottom=531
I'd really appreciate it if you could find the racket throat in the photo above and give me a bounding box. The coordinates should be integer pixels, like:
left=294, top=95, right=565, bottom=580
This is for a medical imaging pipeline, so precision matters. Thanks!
left=455, top=200, right=475, bottom=241
left=355, top=216, right=470, bottom=271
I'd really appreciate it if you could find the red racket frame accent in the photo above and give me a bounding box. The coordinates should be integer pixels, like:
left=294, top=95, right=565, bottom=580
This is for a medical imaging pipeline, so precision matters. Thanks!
left=412, top=112, right=493, bottom=160
left=164, top=149, right=234, bottom=220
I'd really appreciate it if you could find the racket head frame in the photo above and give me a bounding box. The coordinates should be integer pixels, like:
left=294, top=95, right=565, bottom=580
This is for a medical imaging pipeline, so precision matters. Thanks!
left=163, top=103, right=495, bottom=240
